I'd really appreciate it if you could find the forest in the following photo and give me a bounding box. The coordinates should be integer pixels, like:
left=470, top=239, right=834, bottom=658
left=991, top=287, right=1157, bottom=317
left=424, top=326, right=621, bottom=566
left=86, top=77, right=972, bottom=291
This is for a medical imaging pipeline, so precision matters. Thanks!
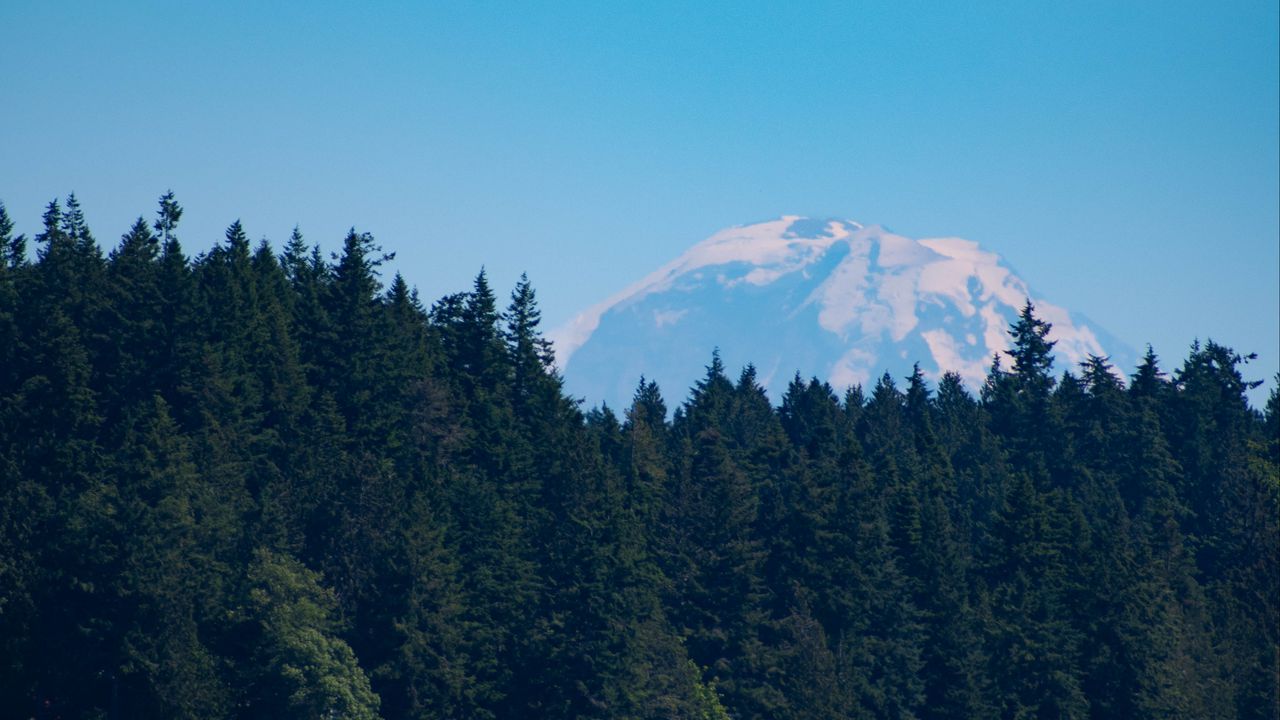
left=0, top=193, right=1276, bottom=720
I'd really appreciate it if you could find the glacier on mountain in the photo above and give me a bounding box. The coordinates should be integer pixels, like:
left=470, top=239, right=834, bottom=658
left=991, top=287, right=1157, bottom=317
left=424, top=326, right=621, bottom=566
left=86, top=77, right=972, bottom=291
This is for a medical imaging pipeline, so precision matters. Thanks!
left=551, top=216, right=1133, bottom=410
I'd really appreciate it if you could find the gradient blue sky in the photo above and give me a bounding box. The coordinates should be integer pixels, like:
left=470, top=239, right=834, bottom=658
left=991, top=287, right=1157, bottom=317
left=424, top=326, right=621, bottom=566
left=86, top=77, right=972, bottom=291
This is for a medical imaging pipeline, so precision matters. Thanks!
left=3, top=1, right=1277, bottom=400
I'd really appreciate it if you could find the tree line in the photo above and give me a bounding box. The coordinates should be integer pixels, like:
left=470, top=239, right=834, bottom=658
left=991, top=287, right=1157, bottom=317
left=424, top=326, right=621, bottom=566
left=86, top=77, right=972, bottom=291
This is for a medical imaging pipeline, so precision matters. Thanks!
left=0, top=194, right=1276, bottom=719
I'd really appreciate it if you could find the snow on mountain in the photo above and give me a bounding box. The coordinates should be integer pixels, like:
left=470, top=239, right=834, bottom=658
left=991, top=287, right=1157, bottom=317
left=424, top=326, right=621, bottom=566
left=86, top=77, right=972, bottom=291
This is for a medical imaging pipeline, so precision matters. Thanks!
left=551, top=216, right=1134, bottom=410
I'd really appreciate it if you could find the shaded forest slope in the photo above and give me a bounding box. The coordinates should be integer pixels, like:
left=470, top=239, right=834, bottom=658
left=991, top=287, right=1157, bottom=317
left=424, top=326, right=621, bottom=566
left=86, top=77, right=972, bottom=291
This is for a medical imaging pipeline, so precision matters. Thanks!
left=0, top=195, right=1276, bottom=719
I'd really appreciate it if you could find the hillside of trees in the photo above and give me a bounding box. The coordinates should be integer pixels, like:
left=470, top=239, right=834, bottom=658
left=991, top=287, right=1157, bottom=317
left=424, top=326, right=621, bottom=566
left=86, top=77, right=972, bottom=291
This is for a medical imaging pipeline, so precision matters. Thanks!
left=0, top=194, right=1276, bottom=719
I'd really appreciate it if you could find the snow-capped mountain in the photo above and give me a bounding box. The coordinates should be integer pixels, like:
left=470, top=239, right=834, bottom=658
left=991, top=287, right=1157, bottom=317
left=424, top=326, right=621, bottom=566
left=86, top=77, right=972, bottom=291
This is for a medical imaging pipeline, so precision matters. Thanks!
left=551, top=216, right=1134, bottom=410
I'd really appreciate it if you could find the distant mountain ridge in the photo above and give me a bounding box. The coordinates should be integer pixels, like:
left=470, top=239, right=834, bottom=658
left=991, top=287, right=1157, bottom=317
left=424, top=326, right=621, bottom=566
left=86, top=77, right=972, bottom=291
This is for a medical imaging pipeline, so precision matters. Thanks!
left=552, top=216, right=1135, bottom=409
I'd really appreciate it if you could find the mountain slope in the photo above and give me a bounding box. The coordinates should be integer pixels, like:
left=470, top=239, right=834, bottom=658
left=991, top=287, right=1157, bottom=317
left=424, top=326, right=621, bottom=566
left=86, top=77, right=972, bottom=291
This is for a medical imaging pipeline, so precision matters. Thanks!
left=552, top=216, right=1134, bottom=408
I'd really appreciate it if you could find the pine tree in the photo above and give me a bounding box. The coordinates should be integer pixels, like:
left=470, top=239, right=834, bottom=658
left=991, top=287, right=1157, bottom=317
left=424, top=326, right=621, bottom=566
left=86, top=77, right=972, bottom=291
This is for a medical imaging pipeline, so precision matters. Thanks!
left=623, top=377, right=672, bottom=545
left=245, top=240, right=313, bottom=552
left=981, top=472, right=1088, bottom=719
left=0, top=202, right=24, bottom=394
left=151, top=192, right=198, bottom=421
left=1171, top=341, right=1278, bottom=717
left=1007, top=300, right=1057, bottom=398
left=111, top=396, right=233, bottom=718
left=456, top=269, right=506, bottom=398
left=666, top=355, right=775, bottom=718
left=774, top=376, right=847, bottom=616
left=0, top=201, right=27, bottom=271
left=833, top=449, right=926, bottom=720
left=101, top=218, right=165, bottom=437
left=324, top=228, right=392, bottom=440
left=1265, top=376, right=1279, bottom=465
left=0, top=194, right=1274, bottom=719
left=505, top=272, right=556, bottom=405
left=153, top=190, right=182, bottom=248
left=282, top=227, right=337, bottom=391
left=371, top=491, right=471, bottom=720
left=1130, top=345, right=1167, bottom=402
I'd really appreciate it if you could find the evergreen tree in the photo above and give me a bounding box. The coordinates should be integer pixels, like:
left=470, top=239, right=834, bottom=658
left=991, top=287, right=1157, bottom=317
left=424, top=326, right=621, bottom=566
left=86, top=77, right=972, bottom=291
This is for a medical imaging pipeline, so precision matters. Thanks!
left=371, top=491, right=471, bottom=720
left=100, top=218, right=165, bottom=436
left=505, top=272, right=556, bottom=406
left=623, top=377, right=672, bottom=544
left=1130, top=345, right=1168, bottom=402
left=0, top=195, right=1273, bottom=718
left=666, top=355, right=777, bottom=718
left=0, top=202, right=23, bottom=393
left=151, top=193, right=198, bottom=421
left=0, top=201, right=27, bottom=271
left=111, top=396, right=233, bottom=718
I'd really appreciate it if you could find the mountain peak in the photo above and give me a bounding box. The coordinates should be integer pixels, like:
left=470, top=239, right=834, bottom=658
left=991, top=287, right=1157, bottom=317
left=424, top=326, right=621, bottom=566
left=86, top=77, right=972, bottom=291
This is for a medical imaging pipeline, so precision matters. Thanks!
left=552, top=216, right=1132, bottom=408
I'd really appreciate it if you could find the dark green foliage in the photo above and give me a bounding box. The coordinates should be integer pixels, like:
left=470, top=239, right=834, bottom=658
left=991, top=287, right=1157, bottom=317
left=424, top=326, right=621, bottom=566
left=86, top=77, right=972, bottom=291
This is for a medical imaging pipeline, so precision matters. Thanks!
left=0, top=195, right=1274, bottom=719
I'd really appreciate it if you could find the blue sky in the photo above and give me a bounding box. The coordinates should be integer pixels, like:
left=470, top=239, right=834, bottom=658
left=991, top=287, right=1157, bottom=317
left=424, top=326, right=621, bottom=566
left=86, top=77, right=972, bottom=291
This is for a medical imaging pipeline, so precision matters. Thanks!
left=3, top=1, right=1277, bottom=400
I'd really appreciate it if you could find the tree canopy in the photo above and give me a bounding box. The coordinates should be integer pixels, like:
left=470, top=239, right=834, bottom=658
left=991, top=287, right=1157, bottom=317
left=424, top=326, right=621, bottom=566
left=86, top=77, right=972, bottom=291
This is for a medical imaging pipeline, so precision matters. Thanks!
left=0, top=194, right=1276, bottom=720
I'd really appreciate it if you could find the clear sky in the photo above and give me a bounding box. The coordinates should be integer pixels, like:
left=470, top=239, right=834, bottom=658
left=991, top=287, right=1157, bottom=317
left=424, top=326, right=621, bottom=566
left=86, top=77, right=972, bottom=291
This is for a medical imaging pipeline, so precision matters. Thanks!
left=3, top=1, right=1277, bottom=401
